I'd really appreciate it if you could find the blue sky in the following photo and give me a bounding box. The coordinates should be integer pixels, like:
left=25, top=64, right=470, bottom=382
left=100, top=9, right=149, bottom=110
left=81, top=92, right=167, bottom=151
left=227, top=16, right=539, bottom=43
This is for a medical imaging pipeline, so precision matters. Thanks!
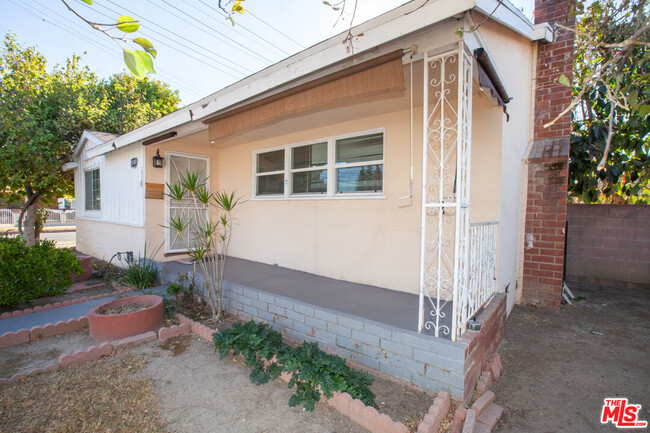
left=1, top=0, right=533, bottom=105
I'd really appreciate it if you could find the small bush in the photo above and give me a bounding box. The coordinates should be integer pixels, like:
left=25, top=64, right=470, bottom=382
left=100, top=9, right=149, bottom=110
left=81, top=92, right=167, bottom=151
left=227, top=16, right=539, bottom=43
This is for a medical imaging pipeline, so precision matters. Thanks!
left=123, top=259, right=158, bottom=291
left=213, top=320, right=376, bottom=411
left=0, top=237, right=83, bottom=306
left=123, top=245, right=160, bottom=290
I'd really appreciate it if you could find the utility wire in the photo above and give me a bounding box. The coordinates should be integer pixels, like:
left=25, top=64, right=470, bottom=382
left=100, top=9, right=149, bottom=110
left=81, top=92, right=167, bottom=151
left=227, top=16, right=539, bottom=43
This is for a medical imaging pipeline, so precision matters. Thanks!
left=193, top=0, right=293, bottom=57
left=98, top=0, right=252, bottom=76
left=154, top=0, right=275, bottom=64
left=246, top=10, right=305, bottom=50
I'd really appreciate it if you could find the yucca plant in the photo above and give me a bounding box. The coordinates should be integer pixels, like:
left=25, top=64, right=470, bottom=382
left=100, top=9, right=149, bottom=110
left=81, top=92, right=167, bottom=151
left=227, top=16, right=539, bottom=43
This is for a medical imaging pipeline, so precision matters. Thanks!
left=166, top=170, right=240, bottom=320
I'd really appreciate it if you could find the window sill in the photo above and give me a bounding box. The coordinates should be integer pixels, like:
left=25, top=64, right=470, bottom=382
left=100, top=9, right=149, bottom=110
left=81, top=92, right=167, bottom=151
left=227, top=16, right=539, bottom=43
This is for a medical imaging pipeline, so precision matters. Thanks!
left=250, top=194, right=387, bottom=201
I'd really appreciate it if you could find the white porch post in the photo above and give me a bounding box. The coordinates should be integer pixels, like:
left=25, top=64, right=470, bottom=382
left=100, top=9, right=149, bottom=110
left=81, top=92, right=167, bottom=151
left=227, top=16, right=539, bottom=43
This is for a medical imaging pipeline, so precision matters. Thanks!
left=418, top=43, right=473, bottom=341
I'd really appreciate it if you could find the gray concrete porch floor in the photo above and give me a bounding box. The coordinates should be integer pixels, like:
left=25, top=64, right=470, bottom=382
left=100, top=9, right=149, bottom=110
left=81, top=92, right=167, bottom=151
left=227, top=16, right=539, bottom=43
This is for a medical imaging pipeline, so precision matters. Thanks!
left=162, top=256, right=452, bottom=337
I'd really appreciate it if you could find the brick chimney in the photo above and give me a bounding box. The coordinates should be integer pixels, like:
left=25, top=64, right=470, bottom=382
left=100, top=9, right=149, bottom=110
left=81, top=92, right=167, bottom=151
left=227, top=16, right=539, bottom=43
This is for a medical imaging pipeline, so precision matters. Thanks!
left=521, top=0, right=576, bottom=311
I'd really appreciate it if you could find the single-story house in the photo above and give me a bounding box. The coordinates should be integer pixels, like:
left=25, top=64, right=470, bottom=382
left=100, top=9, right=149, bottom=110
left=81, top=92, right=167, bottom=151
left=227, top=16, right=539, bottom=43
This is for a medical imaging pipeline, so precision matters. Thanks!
left=64, top=0, right=573, bottom=401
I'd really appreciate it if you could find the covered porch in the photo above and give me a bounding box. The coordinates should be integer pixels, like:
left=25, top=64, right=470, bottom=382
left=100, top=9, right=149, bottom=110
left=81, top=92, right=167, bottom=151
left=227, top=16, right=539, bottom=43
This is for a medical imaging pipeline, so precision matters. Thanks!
left=160, top=251, right=506, bottom=402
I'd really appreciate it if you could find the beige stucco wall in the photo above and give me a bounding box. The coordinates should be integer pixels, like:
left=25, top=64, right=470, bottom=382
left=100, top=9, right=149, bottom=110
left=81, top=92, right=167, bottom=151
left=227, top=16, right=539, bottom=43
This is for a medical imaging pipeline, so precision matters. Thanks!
left=76, top=219, right=145, bottom=265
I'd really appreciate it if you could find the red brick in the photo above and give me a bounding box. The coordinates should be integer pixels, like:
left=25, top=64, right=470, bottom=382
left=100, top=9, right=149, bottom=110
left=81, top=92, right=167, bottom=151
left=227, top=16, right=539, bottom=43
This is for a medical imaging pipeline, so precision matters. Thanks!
left=114, top=331, right=157, bottom=349
left=471, top=391, right=495, bottom=416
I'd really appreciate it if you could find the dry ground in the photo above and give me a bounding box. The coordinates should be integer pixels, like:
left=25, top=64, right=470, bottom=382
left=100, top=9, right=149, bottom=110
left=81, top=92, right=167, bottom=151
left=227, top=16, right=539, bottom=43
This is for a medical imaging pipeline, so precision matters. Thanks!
left=0, top=331, right=436, bottom=433
left=493, top=284, right=650, bottom=433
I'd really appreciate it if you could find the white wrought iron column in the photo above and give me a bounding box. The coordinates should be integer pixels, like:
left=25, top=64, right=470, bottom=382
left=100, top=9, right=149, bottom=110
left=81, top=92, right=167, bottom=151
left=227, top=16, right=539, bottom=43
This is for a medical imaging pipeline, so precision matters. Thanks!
left=418, top=43, right=473, bottom=341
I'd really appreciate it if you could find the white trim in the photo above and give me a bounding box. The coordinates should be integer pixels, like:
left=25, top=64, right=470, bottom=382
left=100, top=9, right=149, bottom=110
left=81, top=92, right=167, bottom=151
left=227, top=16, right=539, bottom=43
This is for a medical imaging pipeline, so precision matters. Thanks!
left=249, top=195, right=387, bottom=202
left=62, top=161, right=78, bottom=171
left=164, top=151, right=211, bottom=254
left=252, top=127, right=386, bottom=200
left=83, top=167, right=101, bottom=213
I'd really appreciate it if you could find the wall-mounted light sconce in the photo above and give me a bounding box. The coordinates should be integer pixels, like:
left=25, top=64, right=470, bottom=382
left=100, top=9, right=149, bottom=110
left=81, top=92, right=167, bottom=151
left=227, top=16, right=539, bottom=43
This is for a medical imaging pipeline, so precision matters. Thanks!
left=152, top=149, right=164, bottom=168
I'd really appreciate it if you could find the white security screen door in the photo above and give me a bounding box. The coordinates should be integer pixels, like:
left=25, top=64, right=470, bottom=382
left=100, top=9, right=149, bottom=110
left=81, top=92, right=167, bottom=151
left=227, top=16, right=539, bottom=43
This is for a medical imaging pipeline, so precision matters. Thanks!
left=166, top=152, right=210, bottom=252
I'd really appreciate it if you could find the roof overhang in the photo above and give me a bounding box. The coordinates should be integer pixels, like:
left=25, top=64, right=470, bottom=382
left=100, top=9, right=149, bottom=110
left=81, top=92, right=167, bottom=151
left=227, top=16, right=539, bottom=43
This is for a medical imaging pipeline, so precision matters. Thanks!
left=88, top=0, right=551, bottom=158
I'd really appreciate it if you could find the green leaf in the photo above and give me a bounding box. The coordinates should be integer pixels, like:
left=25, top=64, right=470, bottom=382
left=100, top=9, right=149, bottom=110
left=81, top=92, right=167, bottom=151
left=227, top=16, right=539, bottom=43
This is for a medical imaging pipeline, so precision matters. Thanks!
left=123, top=49, right=145, bottom=78
left=558, top=74, right=571, bottom=87
left=639, top=105, right=650, bottom=117
left=82, top=0, right=93, bottom=4
left=134, top=38, right=157, bottom=58
left=136, top=50, right=155, bottom=74
left=133, top=37, right=152, bottom=50
left=117, top=16, right=139, bottom=33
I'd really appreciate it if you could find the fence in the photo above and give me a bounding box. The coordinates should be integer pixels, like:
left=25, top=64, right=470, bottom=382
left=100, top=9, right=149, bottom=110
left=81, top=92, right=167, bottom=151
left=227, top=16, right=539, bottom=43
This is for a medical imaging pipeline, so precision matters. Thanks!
left=0, top=208, right=76, bottom=226
left=44, top=210, right=76, bottom=225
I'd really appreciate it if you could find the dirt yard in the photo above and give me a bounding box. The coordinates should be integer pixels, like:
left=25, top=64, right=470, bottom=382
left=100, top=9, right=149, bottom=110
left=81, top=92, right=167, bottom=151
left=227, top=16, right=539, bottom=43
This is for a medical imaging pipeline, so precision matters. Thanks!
left=0, top=329, right=95, bottom=378
left=0, top=330, right=435, bottom=433
left=493, top=284, right=650, bottom=432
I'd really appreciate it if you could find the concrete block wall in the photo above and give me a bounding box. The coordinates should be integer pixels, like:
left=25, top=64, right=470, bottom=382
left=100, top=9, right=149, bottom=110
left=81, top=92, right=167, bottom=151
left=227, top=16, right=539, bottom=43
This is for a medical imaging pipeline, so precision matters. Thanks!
left=566, top=204, right=650, bottom=289
left=222, top=281, right=468, bottom=399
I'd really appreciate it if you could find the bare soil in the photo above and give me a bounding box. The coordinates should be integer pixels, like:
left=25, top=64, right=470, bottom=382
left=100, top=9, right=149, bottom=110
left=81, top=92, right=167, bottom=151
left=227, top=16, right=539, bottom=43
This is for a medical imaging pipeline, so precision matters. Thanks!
left=371, top=375, right=434, bottom=431
left=135, top=335, right=368, bottom=433
left=0, top=329, right=96, bottom=378
left=493, top=284, right=650, bottom=433
left=0, top=351, right=164, bottom=433
left=97, top=302, right=150, bottom=315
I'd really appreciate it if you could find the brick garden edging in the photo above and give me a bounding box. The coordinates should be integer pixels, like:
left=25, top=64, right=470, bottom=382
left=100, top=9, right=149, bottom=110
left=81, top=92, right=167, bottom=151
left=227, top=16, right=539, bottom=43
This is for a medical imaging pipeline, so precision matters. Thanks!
left=416, top=391, right=451, bottom=433
left=0, top=316, right=88, bottom=349
left=0, top=321, right=191, bottom=385
left=0, top=286, right=135, bottom=321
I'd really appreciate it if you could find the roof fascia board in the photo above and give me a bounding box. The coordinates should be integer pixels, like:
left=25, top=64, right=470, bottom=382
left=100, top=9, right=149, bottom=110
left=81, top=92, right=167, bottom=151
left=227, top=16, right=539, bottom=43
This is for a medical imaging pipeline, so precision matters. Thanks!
left=474, top=0, right=551, bottom=41
left=62, top=161, right=78, bottom=171
left=86, top=119, right=206, bottom=159
left=73, top=132, right=103, bottom=160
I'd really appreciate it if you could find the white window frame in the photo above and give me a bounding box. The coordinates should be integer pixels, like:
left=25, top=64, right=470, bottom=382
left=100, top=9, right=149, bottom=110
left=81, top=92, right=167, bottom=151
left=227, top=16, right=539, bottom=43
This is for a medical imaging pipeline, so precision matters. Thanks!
left=84, top=167, right=101, bottom=213
left=252, top=127, right=385, bottom=200
left=165, top=151, right=211, bottom=254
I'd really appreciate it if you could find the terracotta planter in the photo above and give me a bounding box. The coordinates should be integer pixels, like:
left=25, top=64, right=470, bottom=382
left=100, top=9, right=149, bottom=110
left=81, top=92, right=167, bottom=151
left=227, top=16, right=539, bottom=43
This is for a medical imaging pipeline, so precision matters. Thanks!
left=88, top=295, right=164, bottom=342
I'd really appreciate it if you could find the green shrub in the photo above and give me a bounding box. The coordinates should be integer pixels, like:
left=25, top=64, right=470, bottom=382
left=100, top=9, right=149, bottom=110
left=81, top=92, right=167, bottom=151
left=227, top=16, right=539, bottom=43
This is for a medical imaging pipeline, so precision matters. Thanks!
left=123, top=245, right=160, bottom=290
left=123, top=259, right=158, bottom=290
left=213, top=320, right=376, bottom=411
left=0, top=237, right=83, bottom=306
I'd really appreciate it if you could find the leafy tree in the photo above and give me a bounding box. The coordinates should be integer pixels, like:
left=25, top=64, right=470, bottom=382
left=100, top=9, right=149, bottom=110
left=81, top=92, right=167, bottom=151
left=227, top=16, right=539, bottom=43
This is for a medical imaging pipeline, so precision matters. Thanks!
left=0, top=34, right=180, bottom=245
left=568, top=0, right=649, bottom=203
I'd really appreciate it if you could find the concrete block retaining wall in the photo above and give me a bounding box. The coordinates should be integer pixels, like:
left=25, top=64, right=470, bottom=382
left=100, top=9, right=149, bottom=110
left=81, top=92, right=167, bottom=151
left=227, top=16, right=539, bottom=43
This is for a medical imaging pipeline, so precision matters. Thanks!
left=566, top=204, right=650, bottom=289
left=222, top=281, right=468, bottom=399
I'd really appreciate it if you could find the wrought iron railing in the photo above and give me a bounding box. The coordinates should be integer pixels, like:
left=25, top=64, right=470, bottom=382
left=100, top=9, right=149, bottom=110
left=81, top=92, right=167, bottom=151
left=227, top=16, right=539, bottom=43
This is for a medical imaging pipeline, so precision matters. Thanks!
left=466, top=221, right=498, bottom=323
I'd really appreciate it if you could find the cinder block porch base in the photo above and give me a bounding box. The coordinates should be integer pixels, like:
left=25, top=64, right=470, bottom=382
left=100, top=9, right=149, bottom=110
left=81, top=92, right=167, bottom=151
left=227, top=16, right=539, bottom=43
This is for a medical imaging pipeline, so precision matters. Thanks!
left=161, top=258, right=506, bottom=401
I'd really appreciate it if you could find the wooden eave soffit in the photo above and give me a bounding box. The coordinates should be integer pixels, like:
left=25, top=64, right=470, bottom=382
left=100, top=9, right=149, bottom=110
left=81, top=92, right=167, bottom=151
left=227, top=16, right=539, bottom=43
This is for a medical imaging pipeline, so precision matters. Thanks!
left=203, top=50, right=406, bottom=142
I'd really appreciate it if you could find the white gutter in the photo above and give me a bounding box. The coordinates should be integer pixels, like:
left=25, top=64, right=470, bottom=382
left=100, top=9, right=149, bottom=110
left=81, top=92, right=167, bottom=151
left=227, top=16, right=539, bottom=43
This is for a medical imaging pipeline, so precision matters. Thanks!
left=88, top=0, right=545, bottom=158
